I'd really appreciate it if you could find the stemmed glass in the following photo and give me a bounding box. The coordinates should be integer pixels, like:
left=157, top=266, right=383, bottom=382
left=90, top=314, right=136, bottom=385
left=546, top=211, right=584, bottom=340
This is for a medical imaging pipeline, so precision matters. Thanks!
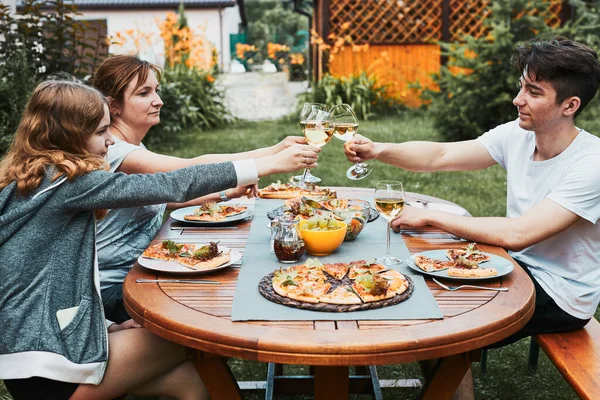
left=296, top=103, right=334, bottom=188
left=295, top=103, right=328, bottom=185
left=330, top=103, right=373, bottom=180
left=374, top=180, right=405, bottom=265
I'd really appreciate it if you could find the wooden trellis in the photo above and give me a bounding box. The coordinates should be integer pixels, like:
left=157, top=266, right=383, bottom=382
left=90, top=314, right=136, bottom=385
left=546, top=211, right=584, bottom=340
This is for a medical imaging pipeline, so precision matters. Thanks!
left=324, top=0, right=563, bottom=44
left=329, top=0, right=442, bottom=44
left=312, top=0, right=566, bottom=106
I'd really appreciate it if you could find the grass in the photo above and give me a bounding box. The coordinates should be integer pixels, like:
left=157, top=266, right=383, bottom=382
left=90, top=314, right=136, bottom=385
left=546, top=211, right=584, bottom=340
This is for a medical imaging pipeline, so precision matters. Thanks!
left=1, top=111, right=593, bottom=399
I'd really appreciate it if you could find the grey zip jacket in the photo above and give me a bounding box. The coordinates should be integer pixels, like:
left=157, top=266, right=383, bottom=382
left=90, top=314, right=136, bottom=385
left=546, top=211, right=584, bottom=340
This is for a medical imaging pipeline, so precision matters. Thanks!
left=0, top=160, right=254, bottom=384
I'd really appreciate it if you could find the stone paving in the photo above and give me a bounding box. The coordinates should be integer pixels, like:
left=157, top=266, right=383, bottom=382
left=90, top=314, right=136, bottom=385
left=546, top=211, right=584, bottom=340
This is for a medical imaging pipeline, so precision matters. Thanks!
left=220, top=72, right=308, bottom=121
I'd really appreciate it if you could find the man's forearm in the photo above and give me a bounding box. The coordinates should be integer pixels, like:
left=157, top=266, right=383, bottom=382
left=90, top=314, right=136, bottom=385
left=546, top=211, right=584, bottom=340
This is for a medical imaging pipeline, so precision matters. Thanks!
left=421, top=212, right=523, bottom=250
left=376, top=141, right=446, bottom=172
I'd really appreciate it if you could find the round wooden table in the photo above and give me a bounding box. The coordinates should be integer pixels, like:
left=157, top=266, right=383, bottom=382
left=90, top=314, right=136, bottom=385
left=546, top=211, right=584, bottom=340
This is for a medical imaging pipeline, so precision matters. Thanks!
left=123, top=187, right=535, bottom=400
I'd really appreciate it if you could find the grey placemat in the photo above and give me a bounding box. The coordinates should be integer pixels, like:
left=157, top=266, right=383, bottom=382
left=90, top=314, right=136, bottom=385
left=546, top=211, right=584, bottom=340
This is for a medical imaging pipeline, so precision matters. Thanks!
left=231, top=198, right=442, bottom=321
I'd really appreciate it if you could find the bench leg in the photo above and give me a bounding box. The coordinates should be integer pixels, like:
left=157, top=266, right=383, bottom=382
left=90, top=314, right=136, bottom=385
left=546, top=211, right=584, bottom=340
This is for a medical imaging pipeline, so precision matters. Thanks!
left=528, top=337, right=540, bottom=371
left=480, top=348, right=488, bottom=375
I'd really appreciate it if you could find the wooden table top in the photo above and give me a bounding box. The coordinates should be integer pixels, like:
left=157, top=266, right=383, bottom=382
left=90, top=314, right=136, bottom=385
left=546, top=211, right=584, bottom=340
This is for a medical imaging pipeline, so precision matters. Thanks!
left=123, top=187, right=535, bottom=366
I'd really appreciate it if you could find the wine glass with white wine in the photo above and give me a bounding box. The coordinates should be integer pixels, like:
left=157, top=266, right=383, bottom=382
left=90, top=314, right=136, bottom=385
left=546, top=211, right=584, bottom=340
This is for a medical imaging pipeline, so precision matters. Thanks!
left=330, top=103, right=373, bottom=180
left=297, top=104, right=334, bottom=188
left=295, top=103, right=329, bottom=185
left=374, top=180, right=405, bottom=265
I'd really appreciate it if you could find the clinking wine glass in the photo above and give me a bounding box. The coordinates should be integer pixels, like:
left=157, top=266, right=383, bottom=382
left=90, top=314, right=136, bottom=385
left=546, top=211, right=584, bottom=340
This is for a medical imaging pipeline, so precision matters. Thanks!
left=297, top=104, right=334, bottom=188
left=374, top=180, right=405, bottom=265
left=295, top=103, right=328, bottom=185
left=330, top=103, right=373, bottom=180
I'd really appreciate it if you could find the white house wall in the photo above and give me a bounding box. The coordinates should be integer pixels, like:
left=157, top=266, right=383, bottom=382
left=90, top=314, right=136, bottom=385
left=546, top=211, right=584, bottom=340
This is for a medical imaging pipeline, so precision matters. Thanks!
left=78, top=7, right=240, bottom=71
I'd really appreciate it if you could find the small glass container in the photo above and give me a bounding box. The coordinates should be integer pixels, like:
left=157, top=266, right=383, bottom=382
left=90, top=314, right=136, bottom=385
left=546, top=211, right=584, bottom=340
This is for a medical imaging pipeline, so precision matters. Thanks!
left=271, top=218, right=305, bottom=263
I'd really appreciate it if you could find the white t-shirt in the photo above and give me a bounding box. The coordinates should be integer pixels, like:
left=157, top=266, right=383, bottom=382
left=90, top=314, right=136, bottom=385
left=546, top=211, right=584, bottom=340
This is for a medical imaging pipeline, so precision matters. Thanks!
left=96, top=140, right=167, bottom=291
left=478, top=120, right=600, bottom=319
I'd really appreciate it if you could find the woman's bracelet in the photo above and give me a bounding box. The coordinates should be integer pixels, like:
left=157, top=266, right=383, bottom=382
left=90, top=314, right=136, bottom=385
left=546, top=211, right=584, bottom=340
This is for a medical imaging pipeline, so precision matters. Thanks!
left=219, top=191, right=229, bottom=202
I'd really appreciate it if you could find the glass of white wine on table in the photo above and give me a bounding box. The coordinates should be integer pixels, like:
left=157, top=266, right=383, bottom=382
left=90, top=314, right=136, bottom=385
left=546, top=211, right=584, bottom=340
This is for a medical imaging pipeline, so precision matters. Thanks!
left=374, top=180, right=405, bottom=265
left=330, top=103, right=373, bottom=180
left=295, top=103, right=329, bottom=185
left=297, top=104, right=334, bottom=188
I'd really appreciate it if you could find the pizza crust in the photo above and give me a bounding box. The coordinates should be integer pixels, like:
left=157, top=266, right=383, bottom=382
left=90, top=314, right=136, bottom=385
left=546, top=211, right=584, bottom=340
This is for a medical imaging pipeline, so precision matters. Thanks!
left=177, top=251, right=231, bottom=270
left=320, top=286, right=362, bottom=305
left=448, top=267, right=498, bottom=277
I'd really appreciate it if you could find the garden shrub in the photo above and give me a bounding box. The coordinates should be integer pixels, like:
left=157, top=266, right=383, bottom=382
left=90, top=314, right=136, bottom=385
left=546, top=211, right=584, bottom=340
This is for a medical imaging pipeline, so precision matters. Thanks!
left=298, top=73, right=400, bottom=120
left=0, top=0, right=102, bottom=155
left=146, top=65, right=234, bottom=148
left=421, top=0, right=600, bottom=142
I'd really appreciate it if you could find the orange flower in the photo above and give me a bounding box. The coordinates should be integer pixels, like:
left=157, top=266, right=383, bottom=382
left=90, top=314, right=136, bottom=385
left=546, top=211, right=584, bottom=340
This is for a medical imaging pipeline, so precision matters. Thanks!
left=206, top=75, right=215, bottom=83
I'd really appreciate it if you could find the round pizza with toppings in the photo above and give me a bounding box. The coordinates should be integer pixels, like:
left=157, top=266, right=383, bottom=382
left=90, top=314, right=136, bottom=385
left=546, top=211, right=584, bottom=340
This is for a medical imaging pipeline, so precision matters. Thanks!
left=259, top=259, right=413, bottom=311
left=183, top=202, right=247, bottom=222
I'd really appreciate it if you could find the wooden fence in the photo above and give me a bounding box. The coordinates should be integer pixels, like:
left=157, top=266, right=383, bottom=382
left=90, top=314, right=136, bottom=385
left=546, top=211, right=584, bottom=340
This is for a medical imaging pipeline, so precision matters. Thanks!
left=312, top=0, right=565, bottom=106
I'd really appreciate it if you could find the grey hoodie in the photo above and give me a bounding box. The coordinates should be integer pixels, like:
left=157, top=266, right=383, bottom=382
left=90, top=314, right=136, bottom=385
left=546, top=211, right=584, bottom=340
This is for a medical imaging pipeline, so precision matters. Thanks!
left=0, top=161, right=241, bottom=384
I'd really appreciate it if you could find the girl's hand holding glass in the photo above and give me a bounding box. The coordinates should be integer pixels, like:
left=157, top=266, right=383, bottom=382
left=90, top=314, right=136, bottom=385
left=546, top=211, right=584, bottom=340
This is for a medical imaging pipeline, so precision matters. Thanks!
left=296, top=103, right=332, bottom=187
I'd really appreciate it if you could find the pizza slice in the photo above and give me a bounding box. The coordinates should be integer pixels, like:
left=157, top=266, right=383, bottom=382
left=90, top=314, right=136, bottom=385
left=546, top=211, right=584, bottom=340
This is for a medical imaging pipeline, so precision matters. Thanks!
left=351, top=274, right=395, bottom=303
left=286, top=281, right=331, bottom=303
left=448, top=267, right=498, bottom=278
left=378, top=270, right=410, bottom=295
left=184, top=202, right=247, bottom=221
left=320, top=286, right=362, bottom=305
left=323, top=263, right=350, bottom=280
left=272, top=267, right=301, bottom=297
left=142, top=240, right=195, bottom=260
left=220, top=205, right=247, bottom=217
left=348, top=262, right=388, bottom=279
left=446, top=243, right=491, bottom=264
left=414, top=255, right=454, bottom=272
left=176, top=242, right=230, bottom=270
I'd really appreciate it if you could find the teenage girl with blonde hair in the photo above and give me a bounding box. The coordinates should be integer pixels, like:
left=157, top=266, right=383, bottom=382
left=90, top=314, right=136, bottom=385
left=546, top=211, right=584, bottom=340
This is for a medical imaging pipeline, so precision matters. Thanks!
left=0, top=79, right=318, bottom=400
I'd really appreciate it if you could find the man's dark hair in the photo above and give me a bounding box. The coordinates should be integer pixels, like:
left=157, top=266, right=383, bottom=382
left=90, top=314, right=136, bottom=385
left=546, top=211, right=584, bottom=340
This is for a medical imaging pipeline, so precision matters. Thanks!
left=513, top=36, right=600, bottom=117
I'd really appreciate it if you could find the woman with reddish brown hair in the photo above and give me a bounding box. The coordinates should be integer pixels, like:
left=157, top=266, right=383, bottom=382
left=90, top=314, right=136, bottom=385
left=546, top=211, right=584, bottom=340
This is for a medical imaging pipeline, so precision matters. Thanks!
left=0, top=79, right=317, bottom=400
left=92, top=55, right=317, bottom=323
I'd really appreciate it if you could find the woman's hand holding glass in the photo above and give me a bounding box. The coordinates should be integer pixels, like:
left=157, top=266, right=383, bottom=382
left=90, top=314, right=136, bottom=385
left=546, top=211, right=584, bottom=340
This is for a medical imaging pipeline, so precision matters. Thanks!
left=330, top=104, right=373, bottom=180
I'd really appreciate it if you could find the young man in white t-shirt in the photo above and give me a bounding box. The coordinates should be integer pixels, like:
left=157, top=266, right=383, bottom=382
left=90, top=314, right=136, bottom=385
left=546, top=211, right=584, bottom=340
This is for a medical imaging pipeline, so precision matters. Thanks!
left=344, top=36, right=600, bottom=344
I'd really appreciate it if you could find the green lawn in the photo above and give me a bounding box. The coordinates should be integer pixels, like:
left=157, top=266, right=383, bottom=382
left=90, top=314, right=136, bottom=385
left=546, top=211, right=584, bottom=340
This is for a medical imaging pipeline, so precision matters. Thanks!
left=0, top=112, right=591, bottom=399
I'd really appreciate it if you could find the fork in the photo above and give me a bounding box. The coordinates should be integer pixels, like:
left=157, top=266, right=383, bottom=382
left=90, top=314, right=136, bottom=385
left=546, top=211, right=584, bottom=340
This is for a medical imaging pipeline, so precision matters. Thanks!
left=432, top=277, right=508, bottom=291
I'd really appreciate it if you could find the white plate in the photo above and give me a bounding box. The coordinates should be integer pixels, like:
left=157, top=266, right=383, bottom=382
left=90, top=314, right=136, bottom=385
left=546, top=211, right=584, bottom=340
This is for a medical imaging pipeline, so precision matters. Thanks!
left=170, top=205, right=252, bottom=225
left=407, top=202, right=469, bottom=216
left=137, top=247, right=242, bottom=275
left=406, top=249, right=513, bottom=281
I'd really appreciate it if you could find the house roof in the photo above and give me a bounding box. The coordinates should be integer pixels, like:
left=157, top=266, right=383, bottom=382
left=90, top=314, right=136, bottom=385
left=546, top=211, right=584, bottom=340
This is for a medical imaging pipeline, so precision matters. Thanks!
left=18, top=0, right=237, bottom=10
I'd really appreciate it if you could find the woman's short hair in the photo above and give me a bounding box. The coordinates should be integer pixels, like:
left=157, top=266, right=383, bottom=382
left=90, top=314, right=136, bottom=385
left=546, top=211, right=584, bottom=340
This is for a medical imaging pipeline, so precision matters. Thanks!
left=513, top=36, right=600, bottom=116
left=0, top=79, right=108, bottom=195
left=92, top=55, right=162, bottom=115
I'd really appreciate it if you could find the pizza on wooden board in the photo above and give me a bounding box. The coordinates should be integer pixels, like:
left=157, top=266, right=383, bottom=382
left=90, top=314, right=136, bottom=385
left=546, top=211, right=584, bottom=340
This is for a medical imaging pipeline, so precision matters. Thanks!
left=184, top=202, right=247, bottom=222
left=142, top=240, right=195, bottom=261
left=269, top=259, right=410, bottom=306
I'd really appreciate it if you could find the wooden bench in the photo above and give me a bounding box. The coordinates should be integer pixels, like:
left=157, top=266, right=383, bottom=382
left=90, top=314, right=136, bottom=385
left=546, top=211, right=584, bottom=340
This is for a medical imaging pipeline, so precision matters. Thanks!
left=534, top=318, right=600, bottom=400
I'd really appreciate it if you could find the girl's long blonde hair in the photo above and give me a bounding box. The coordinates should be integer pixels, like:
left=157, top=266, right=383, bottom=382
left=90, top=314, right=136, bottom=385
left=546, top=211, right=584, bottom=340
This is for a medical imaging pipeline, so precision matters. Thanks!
left=0, top=80, right=109, bottom=196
